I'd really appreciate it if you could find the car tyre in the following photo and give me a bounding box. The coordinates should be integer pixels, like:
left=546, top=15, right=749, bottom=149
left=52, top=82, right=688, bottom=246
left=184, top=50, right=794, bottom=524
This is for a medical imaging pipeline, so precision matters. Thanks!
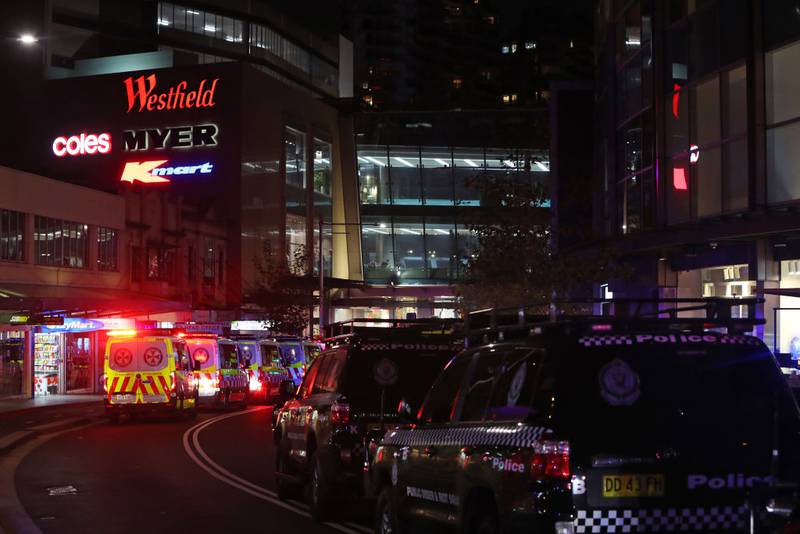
left=309, top=451, right=334, bottom=522
left=375, top=486, right=402, bottom=534
left=222, top=388, right=230, bottom=411
left=188, top=393, right=199, bottom=419
left=276, top=439, right=299, bottom=501
left=241, top=390, right=248, bottom=409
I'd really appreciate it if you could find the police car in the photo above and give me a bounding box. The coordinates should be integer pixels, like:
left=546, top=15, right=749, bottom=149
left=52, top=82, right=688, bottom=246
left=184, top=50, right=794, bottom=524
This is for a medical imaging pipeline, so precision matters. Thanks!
left=273, top=321, right=461, bottom=522
left=370, top=303, right=800, bottom=534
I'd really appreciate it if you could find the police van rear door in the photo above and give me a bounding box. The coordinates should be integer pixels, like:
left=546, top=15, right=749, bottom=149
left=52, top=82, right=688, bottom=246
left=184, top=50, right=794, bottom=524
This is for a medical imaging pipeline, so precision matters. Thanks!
left=561, top=332, right=800, bottom=520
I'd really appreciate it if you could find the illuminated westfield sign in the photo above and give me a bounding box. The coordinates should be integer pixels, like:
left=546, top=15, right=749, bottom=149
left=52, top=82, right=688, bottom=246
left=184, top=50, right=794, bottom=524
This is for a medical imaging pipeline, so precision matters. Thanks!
left=123, top=74, right=219, bottom=113
left=52, top=132, right=111, bottom=157
left=120, top=160, right=214, bottom=184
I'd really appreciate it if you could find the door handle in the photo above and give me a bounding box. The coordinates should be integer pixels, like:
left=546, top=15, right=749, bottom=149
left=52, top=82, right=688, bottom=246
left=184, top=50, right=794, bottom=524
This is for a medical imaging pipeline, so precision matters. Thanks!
left=424, top=446, right=437, bottom=457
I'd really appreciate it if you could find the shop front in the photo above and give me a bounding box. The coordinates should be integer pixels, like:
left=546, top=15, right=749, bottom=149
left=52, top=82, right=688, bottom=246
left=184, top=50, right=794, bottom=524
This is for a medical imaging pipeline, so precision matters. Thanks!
left=33, top=317, right=135, bottom=396
left=0, top=329, right=27, bottom=398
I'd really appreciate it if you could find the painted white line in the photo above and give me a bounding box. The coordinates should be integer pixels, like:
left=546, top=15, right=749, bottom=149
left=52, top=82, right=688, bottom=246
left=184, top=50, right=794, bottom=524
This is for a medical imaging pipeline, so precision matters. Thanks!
left=344, top=521, right=373, bottom=533
left=27, top=416, right=84, bottom=432
left=182, top=408, right=364, bottom=534
left=0, top=431, right=33, bottom=450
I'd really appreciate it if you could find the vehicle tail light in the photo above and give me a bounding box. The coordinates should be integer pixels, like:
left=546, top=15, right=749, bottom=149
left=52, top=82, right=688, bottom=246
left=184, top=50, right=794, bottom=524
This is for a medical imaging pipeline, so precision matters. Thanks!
left=531, top=440, right=570, bottom=479
left=331, top=400, right=350, bottom=424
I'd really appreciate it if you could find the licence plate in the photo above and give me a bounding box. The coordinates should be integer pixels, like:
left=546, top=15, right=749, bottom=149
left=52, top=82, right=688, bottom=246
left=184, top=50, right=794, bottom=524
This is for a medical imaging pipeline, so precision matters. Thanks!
left=602, top=474, right=665, bottom=498
left=112, top=393, right=136, bottom=404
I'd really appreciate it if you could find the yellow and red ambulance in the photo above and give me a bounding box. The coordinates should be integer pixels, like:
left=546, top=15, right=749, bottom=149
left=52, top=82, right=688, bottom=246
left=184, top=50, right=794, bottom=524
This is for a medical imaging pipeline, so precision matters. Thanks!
left=236, top=338, right=294, bottom=403
left=185, top=334, right=249, bottom=409
left=102, top=331, right=199, bottom=423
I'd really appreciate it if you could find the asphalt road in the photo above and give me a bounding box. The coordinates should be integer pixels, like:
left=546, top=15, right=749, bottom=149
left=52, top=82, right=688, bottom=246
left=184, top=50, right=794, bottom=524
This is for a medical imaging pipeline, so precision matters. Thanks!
left=12, top=406, right=372, bottom=534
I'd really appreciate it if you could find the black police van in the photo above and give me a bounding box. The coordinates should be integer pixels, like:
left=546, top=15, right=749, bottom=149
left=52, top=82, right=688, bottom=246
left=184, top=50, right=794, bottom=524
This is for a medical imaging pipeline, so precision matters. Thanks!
left=272, top=319, right=462, bottom=522
left=370, top=300, right=800, bottom=534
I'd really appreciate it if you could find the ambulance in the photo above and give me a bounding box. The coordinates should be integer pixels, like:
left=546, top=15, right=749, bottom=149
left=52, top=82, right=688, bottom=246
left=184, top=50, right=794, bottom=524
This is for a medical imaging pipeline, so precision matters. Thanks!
left=185, top=334, right=249, bottom=409
left=275, top=337, right=307, bottom=387
left=236, top=338, right=294, bottom=403
left=102, top=331, right=199, bottom=423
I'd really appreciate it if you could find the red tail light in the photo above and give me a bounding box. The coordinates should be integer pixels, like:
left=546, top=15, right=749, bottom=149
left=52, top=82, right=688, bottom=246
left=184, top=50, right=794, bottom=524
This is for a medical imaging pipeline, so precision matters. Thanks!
left=331, top=401, right=350, bottom=424
left=531, top=440, right=570, bottom=479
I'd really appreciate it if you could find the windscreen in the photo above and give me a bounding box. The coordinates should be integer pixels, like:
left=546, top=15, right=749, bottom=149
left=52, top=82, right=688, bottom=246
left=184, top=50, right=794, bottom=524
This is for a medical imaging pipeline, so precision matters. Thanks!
left=219, top=343, right=240, bottom=369
left=186, top=340, right=217, bottom=370
left=108, top=340, right=169, bottom=373
left=279, top=343, right=304, bottom=365
left=339, top=339, right=456, bottom=416
left=557, top=333, right=800, bottom=472
left=238, top=342, right=258, bottom=367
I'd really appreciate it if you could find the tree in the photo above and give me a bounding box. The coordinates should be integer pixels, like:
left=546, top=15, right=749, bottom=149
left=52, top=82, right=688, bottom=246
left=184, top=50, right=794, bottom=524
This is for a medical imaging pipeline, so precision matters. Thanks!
left=250, top=241, right=311, bottom=335
left=455, top=171, right=624, bottom=312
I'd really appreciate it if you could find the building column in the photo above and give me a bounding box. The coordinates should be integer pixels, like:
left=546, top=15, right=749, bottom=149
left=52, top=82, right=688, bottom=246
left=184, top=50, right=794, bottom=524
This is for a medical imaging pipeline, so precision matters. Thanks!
left=752, top=239, right=780, bottom=348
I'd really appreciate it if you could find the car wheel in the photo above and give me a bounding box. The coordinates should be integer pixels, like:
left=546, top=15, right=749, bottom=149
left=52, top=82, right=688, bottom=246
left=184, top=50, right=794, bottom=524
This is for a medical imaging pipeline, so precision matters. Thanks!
left=468, top=512, right=499, bottom=534
left=276, top=439, right=299, bottom=501
left=375, top=486, right=402, bottom=534
left=241, top=390, right=248, bottom=409
left=309, top=452, right=334, bottom=522
left=188, top=393, right=199, bottom=419
left=222, top=389, right=230, bottom=411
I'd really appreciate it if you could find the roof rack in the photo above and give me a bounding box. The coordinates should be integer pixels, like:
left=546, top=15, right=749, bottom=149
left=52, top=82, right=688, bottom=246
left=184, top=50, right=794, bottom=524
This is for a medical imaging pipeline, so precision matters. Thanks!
left=465, top=298, right=765, bottom=344
left=325, top=318, right=459, bottom=338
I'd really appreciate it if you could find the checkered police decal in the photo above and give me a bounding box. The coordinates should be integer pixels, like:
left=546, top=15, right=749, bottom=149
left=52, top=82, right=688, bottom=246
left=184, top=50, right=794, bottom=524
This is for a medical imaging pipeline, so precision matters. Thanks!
left=574, top=506, right=748, bottom=533
left=382, top=424, right=551, bottom=449
left=578, top=335, right=634, bottom=347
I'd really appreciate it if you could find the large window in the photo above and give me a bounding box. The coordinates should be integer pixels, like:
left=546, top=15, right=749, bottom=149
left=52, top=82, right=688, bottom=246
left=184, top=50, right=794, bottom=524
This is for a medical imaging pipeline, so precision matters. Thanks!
left=0, top=209, right=24, bottom=262
left=158, top=3, right=244, bottom=47
left=358, top=146, right=391, bottom=205
left=34, top=217, right=88, bottom=268
left=97, top=227, right=118, bottom=272
left=767, top=40, right=800, bottom=204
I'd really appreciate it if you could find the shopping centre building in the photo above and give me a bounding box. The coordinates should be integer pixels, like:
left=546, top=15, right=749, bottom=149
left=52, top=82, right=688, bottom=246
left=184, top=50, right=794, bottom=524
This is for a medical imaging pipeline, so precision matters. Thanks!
left=594, top=0, right=800, bottom=365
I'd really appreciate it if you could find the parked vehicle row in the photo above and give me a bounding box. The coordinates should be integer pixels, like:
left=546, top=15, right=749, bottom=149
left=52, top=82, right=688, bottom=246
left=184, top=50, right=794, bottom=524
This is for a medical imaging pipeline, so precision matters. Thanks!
left=102, top=329, right=319, bottom=422
left=273, top=307, right=800, bottom=533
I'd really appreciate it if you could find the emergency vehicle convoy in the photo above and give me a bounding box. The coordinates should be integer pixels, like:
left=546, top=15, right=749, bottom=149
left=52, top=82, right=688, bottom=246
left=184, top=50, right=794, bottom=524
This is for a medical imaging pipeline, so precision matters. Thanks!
left=102, top=331, right=199, bottom=423
left=184, top=334, right=249, bottom=409
left=235, top=337, right=295, bottom=404
left=272, top=319, right=461, bottom=522
left=369, top=300, right=800, bottom=534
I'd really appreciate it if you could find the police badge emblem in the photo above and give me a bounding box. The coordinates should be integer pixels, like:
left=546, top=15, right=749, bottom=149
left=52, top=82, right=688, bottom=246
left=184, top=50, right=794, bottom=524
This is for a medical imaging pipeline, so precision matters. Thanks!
left=598, top=358, right=640, bottom=406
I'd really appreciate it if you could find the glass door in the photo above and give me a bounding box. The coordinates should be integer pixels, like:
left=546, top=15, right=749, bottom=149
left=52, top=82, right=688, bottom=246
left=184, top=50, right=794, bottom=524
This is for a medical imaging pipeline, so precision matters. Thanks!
left=65, top=333, right=91, bottom=392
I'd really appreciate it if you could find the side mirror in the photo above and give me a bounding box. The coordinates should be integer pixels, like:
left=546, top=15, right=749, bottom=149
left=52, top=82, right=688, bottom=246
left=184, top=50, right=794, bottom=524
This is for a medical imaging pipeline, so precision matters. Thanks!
left=397, top=397, right=416, bottom=424
left=193, top=361, right=202, bottom=372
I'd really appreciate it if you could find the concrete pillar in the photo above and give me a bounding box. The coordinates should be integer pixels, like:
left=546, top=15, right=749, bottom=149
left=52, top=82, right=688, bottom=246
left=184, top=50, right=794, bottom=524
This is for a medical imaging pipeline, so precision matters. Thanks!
left=753, top=239, right=780, bottom=347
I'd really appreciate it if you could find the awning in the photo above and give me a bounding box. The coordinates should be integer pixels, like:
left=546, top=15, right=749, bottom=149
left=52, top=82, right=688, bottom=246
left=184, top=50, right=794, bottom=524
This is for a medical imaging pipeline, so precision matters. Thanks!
left=0, top=283, right=189, bottom=317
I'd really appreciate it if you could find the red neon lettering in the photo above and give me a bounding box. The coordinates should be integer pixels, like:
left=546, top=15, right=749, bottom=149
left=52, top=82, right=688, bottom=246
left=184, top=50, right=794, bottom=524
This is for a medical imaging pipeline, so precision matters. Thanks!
left=673, top=167, right=688, bottom=191
left=52, top=133, right=112, bottom=157
left=672, top=83, right=681, bottom=119
left=120, top=160, right=170, bottom=184
left=123, top=74, right=219, bottom=113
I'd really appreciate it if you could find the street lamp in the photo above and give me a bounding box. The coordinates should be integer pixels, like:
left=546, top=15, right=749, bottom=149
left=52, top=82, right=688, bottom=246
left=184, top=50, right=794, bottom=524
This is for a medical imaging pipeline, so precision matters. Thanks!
left=18, top=34, right=38, bottom=45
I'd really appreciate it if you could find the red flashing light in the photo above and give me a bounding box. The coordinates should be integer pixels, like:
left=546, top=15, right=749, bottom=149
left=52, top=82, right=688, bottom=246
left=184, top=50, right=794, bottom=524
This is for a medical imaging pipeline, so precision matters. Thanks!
left=673, top=167, right=688, bottom=191
left=591, top=324, right=613, bottom=332
left=107, top=329, right=137, bottom=337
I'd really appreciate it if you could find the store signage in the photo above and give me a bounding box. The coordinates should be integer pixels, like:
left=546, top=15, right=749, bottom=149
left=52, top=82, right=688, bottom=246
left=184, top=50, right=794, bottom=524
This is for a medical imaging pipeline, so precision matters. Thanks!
left=673, top=167, right=688, bottom=191
left=9, top=314, right=31, bottom=325
left=42, top=318, right=104, bottom=333
left=52, top=132, right=112, bottom=157
left=124, top=73, right=219, bottom=113
left=689, top=144, right=700, bottom=164
left=122, top=124, right=218, bottom=151
left=120, top=160, right=214, bottom=184
left=43, top=317, right=66, bottom=326
left=4, top=314, right=65, bottom=326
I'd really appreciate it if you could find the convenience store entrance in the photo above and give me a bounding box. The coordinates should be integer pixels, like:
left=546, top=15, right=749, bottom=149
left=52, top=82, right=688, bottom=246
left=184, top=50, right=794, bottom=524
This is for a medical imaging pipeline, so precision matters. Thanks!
left=34, top=331, right=94, bottom=396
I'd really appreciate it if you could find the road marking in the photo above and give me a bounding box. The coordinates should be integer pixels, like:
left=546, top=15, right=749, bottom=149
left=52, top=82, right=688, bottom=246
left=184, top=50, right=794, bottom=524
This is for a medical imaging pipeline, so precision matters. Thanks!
left=182, top=408, right=370, bottom=534
left=28, top=417, right=84, bottom=432
left=0, top=431, right=33, bottom=451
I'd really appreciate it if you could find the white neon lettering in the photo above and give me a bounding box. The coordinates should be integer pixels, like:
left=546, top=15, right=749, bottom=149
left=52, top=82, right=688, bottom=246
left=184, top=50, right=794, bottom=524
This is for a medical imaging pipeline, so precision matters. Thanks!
left=52, top=132, right=112, bottom=157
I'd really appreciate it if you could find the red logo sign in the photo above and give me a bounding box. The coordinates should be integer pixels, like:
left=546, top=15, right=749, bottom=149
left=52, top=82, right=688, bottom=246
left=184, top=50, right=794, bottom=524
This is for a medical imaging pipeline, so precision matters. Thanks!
left=123, top=74, right=219, bottom=113
left=53, top=133, right=111, bottom=157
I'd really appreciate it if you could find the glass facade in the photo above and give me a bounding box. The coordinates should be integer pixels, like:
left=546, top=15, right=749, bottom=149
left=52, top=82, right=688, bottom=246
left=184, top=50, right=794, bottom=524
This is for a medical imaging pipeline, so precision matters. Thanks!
left=0, top=209, right=25, bottom=262
left=158, top=2, right=338, bottom=96
left=97, top=227, right=118, bottom=272
left=358, top=145, right=548, bottom=285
